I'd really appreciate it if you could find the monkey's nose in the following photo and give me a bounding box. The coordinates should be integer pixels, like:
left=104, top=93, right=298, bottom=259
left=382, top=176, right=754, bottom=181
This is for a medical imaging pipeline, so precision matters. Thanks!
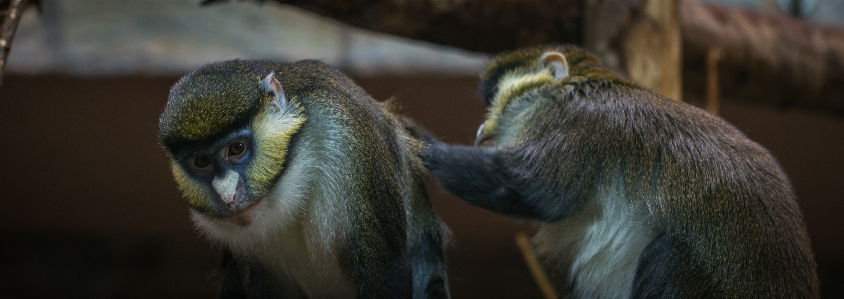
left=218, top=190, right=235, bottom=205
left=212, top=170, right=241, bottom=205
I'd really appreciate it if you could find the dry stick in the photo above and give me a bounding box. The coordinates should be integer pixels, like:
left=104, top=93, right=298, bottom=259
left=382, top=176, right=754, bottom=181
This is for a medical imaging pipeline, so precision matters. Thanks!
left=515, top=232, right=557, bottom=299
left=0, top=0, right=28, bottom=86
left=706, top=47, right=722, bottom=115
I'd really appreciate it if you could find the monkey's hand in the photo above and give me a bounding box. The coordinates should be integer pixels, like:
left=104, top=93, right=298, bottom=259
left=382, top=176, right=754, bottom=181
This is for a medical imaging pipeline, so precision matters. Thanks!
left=420, top=141, right=448, bottom=172
left=402, top=117, right=442, bottom=146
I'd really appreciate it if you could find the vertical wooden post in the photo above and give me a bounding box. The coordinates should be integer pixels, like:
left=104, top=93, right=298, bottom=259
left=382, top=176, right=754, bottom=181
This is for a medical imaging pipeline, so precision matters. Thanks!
left=624, top=0, right=683, bottom=101
left=706, top=47, right=722, bottom=115
left=584, top=0, right=682, bottom=101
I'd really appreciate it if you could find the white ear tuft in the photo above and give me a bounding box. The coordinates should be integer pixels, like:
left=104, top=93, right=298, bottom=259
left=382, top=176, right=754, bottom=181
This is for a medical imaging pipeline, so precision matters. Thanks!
left=540, top=51, right=569, bottom=79
left=261, top=72, right=287, bottom=109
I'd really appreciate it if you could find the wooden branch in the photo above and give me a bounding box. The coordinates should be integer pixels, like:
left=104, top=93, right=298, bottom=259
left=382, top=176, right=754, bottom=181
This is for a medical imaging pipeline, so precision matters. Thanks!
left=681, top=0, right=844, bottom=116
left=213, top=0, right=844, bottom=115
left=276, top=0, right=583, bottom=53
left=0, top=0, right=28, bottom=86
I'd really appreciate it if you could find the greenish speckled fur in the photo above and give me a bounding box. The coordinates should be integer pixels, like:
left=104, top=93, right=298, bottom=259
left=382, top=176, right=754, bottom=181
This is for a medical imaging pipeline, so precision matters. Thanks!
left=425, top=45, right=818, bottom=298
left=159, top=59, right=449, bottom=298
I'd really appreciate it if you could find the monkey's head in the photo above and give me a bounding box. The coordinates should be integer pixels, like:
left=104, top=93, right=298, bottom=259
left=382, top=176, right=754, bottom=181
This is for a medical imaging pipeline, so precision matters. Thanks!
left=159, top=60, right=305, bottom=227
left=475, top=45, right=617, bottom=146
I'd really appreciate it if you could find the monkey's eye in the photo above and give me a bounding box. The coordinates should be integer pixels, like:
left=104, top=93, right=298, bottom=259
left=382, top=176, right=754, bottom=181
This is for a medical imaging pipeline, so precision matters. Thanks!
left=227, top=141, right=247, bottom=158
left=193, top=156, right=213, bottom=170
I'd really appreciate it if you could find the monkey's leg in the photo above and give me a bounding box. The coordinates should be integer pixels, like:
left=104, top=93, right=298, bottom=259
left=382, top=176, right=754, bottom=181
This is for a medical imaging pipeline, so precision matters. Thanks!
left=423, top=142, right=559, bottom=220
left=631, top=234, right=720, bottom=299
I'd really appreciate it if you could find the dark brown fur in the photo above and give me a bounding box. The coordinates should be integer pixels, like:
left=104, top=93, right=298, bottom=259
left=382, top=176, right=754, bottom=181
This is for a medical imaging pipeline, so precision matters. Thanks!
left=424, top=45, right=818, bottom=298
left=161, top=60, right=449, bottom=298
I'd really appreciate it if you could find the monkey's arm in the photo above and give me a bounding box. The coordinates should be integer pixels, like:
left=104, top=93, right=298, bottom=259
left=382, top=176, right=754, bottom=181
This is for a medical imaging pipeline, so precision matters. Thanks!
left=344, top=178, right=414, bottom=298
left=423, top=141, right=571, bottom=221
left=406, top=170, right=450, bottom=299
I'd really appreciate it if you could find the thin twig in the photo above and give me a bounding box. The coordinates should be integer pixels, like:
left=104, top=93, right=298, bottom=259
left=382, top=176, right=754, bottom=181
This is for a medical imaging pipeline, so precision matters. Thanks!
left=706, top=47, right=722, bottom=115
left=0, top=0, right=28, bottom=86
left=515, top=232, right=557, bottom=299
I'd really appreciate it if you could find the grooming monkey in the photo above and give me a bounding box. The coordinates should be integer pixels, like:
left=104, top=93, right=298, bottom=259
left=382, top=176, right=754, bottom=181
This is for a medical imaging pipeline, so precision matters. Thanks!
left=159, top=59, right=449, bottom=298
left=423, top=45, right=818, bottom=298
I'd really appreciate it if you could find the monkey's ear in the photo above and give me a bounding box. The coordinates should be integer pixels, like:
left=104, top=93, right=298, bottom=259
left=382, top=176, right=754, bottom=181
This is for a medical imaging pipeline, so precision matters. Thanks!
left=540, top=51, right=569, bottom=79
left=261, top=72, right=287, bottom=108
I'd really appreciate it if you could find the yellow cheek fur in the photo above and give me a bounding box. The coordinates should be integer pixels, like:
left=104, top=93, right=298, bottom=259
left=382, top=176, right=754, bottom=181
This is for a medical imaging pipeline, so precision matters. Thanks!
left=246, top=103, right=306, bottom=196
left=482, top=71, right=553, bottom=139
left=170, top=159, right=213, bottom=210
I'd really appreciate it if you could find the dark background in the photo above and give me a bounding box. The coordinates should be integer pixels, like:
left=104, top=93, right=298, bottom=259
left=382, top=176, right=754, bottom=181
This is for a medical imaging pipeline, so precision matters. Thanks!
left=0, top=74, right=841, bottom=298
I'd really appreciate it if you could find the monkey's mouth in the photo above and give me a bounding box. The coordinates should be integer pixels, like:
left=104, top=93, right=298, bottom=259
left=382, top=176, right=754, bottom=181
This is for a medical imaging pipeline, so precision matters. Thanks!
left=216, top=198, right=266, bottom=227
left=475, top=134, right=496, bottom=146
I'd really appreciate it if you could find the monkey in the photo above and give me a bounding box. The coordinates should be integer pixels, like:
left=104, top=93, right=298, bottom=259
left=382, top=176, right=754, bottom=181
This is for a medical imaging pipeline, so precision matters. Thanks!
left=421, top=45, right=818, bottom=298
left=158, top=59, right=449, bottom=298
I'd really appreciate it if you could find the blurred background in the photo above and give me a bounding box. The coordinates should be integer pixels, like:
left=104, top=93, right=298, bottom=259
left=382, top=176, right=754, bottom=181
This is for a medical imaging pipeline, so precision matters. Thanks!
left=0, top=0, right=842, bottom=298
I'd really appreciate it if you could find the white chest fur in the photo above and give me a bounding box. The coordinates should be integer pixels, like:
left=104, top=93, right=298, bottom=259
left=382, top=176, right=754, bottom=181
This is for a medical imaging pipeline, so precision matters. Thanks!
left=533, top=186, right=657, bottom=299
left=192, top=201, right=356, bottom=298
left=190, top=138, right=357, bottom=298
left=249, top=227, right=355, bottom=298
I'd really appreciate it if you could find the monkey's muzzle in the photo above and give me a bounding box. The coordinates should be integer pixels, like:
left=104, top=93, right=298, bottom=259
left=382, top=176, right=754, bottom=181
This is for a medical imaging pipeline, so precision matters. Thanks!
left=215, top=197, right=266, bottom=227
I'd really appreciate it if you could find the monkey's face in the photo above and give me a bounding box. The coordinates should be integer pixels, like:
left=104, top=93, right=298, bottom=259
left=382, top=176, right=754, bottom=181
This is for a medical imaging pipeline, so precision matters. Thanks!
left=160, top=61, right=305, bottom=227
left=167, top=130, right=263, bottom=226
left=475, top=46, right=574, bottom=146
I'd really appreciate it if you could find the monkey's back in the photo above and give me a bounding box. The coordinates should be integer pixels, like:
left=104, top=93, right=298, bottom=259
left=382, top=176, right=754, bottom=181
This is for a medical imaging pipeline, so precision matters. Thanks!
left=280, top=60, right=450, bottom=299
left=520, top=79, right=818, bottom=298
